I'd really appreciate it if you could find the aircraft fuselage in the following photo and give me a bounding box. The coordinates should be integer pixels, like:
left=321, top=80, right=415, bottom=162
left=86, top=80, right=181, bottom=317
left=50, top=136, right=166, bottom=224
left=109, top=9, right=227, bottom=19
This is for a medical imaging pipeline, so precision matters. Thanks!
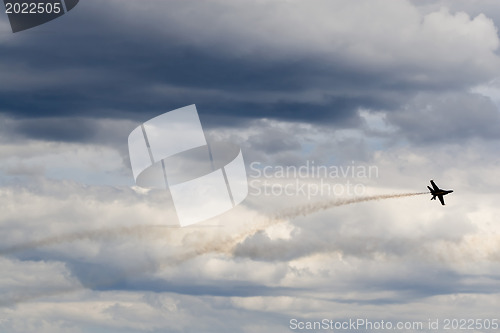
left=427, top=180, right=453, bottom=205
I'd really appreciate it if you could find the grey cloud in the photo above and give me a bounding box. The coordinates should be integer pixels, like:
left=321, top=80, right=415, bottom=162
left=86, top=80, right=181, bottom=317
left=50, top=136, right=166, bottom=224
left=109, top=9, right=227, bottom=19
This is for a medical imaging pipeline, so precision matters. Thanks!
left=234, top=204, right=477, bottom=263
left=385, top=92, right=500, bottom=144
left=13, top=116, right=137, bottom=146
left=12, top=117, right=98, bottom=142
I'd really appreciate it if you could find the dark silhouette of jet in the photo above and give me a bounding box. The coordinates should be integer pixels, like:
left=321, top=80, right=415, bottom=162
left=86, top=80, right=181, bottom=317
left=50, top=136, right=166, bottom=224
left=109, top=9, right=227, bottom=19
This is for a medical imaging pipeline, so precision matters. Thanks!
left=427, top=180, right=453, bottom=205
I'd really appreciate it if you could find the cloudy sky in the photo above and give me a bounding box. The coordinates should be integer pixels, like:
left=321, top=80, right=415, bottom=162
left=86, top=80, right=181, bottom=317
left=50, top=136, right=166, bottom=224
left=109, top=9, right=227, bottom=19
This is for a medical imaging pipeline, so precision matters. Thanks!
left=1, top=0, right=500, bottom=332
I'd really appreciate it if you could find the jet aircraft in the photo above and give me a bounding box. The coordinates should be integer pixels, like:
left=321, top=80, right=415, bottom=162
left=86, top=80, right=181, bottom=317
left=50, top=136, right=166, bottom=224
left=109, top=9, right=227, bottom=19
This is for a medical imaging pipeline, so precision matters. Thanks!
left=427, top=180, right=453, bottom=205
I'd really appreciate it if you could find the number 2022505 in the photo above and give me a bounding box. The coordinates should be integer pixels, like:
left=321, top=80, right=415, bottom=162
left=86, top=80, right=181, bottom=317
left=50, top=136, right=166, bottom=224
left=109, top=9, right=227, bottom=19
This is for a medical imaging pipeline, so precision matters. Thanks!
left=5, top=2, right=62, bottom=14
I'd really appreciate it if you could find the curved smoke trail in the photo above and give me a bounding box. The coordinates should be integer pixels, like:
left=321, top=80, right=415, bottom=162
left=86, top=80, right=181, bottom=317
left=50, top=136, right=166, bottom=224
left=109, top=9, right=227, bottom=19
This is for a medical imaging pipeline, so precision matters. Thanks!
left=0, top=191, right=427, bottom=306
left=275, top=192, right=429, bottom=221
left=0, top=192, right=428, bottom=257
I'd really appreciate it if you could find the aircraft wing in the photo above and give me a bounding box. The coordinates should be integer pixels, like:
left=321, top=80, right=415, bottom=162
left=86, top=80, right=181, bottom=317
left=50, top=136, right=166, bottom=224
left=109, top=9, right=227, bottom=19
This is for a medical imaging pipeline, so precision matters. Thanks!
left=438, top=195, right=445, bottom=205
left=430, top=180, right=440, bottom=191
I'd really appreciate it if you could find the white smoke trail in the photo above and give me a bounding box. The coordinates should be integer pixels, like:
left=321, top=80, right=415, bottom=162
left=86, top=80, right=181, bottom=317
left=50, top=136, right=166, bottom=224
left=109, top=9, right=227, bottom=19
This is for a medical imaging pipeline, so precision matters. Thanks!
left=0, top=192, right=428, bottom=257
left=0, top=191, right=427, bottom=306
left=157, top=192, right=430, bottom=268
left=276, top=192, right=429, bottom=221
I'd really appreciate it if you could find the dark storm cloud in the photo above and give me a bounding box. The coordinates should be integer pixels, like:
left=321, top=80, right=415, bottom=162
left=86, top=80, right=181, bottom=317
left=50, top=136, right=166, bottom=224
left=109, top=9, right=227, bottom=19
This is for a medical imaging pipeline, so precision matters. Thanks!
left=0, top=34, right=393, bottom=125
left=11, top=117, right=97, bottom=142
left=0, top=5, right=369, bottom=125
left=1, top=0, right=499, bottom=143
left=0, top=116, right=138, bottom=164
